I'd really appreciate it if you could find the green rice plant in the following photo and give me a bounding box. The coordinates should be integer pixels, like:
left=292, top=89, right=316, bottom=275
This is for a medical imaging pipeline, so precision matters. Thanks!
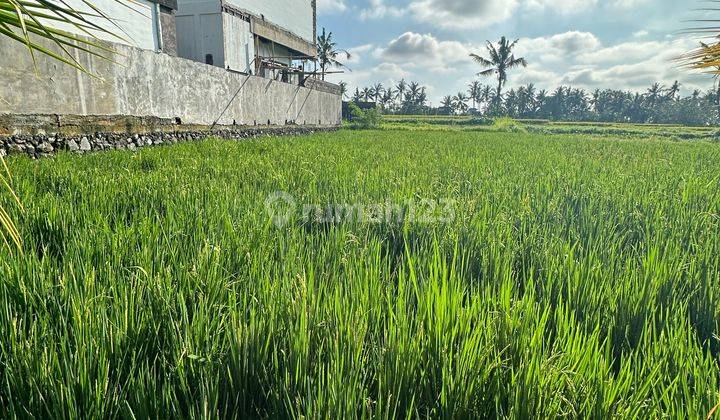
left=0, top=155, right=22, bottom=253
left=0, top=127, right=719, bottom=418
left=492, top=116, right=526, bottom=132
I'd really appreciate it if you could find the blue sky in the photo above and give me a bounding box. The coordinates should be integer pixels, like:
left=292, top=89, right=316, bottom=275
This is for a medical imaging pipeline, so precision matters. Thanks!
left=317, top=0, right=713, bottom=103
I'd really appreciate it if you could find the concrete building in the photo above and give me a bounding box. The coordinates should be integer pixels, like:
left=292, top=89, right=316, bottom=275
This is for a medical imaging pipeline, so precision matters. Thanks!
left=52, top=0, right=179, bottom=55
left=175, top=0, right=316, bottom=83
left=0, top=0, right=340, bottom=157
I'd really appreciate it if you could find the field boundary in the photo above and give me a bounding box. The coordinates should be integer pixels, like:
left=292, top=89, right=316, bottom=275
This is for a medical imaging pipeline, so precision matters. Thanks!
left=0, top=113, right=337, bottom=158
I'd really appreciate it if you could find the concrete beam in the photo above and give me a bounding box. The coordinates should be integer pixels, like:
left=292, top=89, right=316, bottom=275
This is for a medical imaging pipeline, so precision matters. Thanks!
left=251, top=16, right=316, bottom=58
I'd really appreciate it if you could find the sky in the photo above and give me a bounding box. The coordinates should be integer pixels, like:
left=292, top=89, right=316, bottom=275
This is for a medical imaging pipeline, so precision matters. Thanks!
left=316, top=0, right=714, bottom=104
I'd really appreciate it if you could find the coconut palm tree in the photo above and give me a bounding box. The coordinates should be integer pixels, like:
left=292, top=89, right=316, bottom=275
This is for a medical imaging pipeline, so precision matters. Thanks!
left=408, top=82, right=422, bottom=101
left=370, top=82, right=384, bottom=104
left=317, top=27, right=351, bottom=81
left=440, top=95, right=454, bottom=114
left=338, top=82, right=348, bottom=99
left=381, top=87, right=395, bottom=111
left=479, top=85, right=493, bottom=112
left=361, top=87, right=373, bottom=102
left=666, top=81, right=681, bottom=101
left=646, top=83, right=665, bottom=106
left=395, top=79, right=407, bottom=101
left=468, top=81, right=482, bottom=110
left=453, top=93, right=469, bottom=115
left=470, top=37, right=527, bottom=106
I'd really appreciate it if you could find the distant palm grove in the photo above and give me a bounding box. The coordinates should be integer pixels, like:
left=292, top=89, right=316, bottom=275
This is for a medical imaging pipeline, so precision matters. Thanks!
left=345, top=80, right=720, bottom=126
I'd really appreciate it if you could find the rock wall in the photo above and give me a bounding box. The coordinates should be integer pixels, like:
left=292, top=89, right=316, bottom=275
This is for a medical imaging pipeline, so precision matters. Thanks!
left=0, top=118, right=336, bottom=158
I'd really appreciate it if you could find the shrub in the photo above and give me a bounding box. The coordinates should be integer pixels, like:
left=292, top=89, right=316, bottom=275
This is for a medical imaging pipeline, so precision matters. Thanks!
left=348, top=103, right=381, bottom=130
left=491, top=117, right=526, bottom=133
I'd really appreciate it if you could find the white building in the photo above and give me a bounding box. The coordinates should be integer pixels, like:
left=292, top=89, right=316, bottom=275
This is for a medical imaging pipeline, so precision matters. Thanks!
left=48, top=0, right=178, bottom=54
left=175, top=0, right=316, bottom=82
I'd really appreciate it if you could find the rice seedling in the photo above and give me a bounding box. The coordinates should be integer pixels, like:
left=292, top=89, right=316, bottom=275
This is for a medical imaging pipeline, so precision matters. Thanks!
left=0, top=155, right=22, bottom=253
left=0, top=128, right=719, bottom=418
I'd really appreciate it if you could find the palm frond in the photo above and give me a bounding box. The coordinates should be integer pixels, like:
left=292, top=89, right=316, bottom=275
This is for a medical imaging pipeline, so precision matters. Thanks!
left=0, top=0, right=132, bottom=75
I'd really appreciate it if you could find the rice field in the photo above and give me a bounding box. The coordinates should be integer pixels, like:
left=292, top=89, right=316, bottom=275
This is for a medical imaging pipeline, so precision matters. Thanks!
left=1, top=128, right=720, bottom=418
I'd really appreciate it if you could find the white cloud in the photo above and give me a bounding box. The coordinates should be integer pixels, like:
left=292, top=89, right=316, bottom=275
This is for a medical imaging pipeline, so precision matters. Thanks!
left=517, top=32, right=602, bottom=60
left=409, top=0, right=519, bottom=29
left=360, top=0, right=405, bottom=20
left=509, top=36, right=707, bottom=93
left=345, top=44, right=374, bottom=65
left=526, top=0, right=598, bottom=14
left=378, top=32, right=474, bottom=72
left=317, top=0, right=346, bottom=14
left=611, top=0, right=650, bottom=10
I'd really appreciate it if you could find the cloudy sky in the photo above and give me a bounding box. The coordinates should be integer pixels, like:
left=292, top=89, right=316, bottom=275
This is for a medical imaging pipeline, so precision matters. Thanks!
left=316, top=0, right=713, bottom=103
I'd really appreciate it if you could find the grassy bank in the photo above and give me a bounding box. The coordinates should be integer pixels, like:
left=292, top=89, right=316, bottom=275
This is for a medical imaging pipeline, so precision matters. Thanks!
left=1, top=129, right=719, bottom=418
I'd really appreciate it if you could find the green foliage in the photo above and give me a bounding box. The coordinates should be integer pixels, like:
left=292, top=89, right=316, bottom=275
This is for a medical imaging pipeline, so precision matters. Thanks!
left=0, top=156, right=22, bottom=253
left=491, top=116, right=525, bottom=132
left=1, top=130, right=720, bottom=418
left=347, top=103, right=381, bottom=129
left=1, top=1, right=129, bottom=74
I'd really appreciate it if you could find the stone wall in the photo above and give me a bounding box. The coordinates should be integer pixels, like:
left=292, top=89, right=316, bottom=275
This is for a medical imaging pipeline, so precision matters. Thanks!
left=0, top=114, right=336, bottom=158
left=0, top=35, right=341, bottom=128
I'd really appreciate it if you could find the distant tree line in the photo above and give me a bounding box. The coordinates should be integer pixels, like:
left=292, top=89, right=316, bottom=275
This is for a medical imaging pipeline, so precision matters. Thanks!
left=340, top=36, right=720, bottom=126
left=343, top=80, right=720, bottom=126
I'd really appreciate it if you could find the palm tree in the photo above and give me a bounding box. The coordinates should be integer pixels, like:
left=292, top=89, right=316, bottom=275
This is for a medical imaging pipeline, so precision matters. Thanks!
left=468, top=81, right=482, bottom=110
left=352, top=88, right=363, bottom=103
left=381, top=88, right=395, bottom=110
left=646, top=83, right=665, bottom=106
left=470, top=37, right=527, bottom=106
left=666, top=81, right=681, bottom=101
left=370, top=83, right=384, bottom=104
left=440, top=95, right=454, bottom=114
left=453, top=93, right=469, bottom=115
left=408, top=82, right=422, bottom=101
left=396, top=79, right=407, bottom=101
left=316, top=27, right=351, bottom=81
left=338, top=82, right=348, bottom=99
left=361, top=87, right=373, bottom=102
left=479, top=85, right=493, bottom=113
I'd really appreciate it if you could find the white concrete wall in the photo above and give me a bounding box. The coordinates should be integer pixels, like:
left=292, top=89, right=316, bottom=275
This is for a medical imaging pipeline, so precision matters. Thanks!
left=226, top=0, right=313, bottom=43
left=176, top=1, right=224, bottom=67
left=0, top=36, right=341, bottom=127
left=223, top=13, right=255, bottom=73
left=48, top=0, right=160, bottom=51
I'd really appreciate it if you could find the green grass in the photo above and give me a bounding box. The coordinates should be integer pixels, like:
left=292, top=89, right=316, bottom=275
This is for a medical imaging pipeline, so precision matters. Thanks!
left=382, top=115, right=719, bottom=141
left=1, top=128, right=720, bottom=418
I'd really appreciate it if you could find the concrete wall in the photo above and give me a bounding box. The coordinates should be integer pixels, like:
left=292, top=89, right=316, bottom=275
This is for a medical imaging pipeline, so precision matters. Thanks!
left=222, top=13, right=254, bottom=73
left=0, top=36, right=341, bottom=127
left=50, top=0, right=161, bottom=51
left=226, top=0, right=314, bottom=43
left=176, top=1, right=224, bottom=66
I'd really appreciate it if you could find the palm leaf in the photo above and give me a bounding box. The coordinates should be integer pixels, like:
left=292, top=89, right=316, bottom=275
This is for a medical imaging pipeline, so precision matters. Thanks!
left=0, top=1, right=132, bottom=253
left=0, top=0, right=133, bottom=75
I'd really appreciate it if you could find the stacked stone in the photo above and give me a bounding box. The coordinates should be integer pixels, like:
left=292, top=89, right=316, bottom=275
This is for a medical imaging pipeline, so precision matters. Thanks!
left=0, top=126, right=336, bottom=159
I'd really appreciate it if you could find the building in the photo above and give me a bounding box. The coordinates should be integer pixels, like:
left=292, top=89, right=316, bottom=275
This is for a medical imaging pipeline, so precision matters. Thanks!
left=175, top=0, right=316, bottom=83
left=53, top=0, right=178, bottom=55
left=0, top=0, right=340, bottom=158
